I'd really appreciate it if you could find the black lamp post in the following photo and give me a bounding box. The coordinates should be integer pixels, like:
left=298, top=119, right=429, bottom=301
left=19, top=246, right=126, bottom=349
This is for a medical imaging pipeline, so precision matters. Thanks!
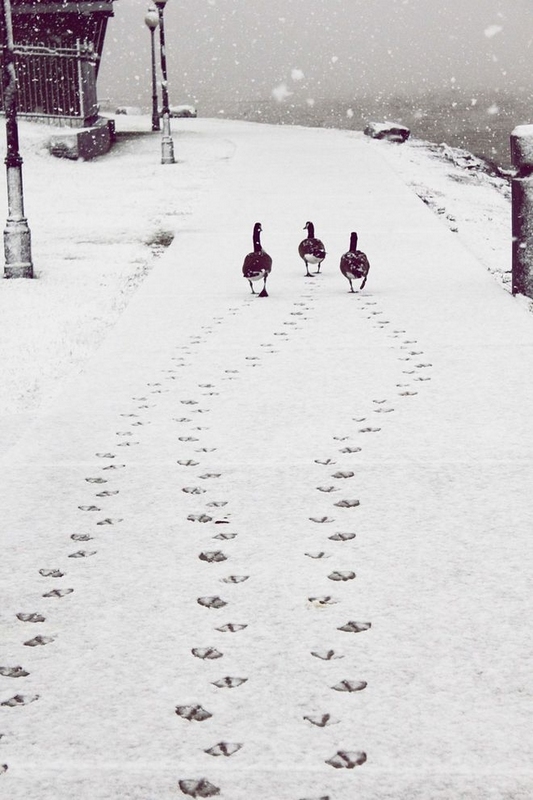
left=2, top=0, right=32, bottom=278
left=144, top=5, right=160, bottom=132
left=154, top=0, right=175, bottom=164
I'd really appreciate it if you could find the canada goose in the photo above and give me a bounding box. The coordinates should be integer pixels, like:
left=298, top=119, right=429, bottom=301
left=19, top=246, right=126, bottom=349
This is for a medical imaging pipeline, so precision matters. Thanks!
left=298, top=221, right=326, bottom=276
left=340, top=232, right=370, bottom=292
left=242, top=222, right=272, bottom=297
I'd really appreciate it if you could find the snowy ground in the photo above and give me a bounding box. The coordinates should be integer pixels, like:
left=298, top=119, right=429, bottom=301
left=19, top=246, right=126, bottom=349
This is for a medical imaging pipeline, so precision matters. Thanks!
left=1, top=117, right=533, bottom=799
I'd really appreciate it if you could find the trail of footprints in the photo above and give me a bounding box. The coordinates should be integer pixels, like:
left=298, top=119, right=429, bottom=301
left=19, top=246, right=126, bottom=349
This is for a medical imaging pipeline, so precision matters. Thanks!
left=1, top=280, right=433, bottom=797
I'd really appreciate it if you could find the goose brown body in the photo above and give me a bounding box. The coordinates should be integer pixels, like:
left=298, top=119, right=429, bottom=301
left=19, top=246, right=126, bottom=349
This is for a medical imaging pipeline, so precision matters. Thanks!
left=340, top=232, right=370, bottom=292
left=298, top=221, right=326, bottom=276
left=242, top=223, right=272, bottom=297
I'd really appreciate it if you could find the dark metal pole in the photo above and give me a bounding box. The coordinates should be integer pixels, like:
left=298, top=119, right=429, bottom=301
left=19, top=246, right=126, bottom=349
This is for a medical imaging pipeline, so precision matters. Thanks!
left=511, top=125, right=533, bottom=298
left=149, top=27, right=160, bottom=131
left=155, top=0, right=175, bottom=164
left=2, top=0, right=32, bottom=278
left=144, top=6, right=160, bottom=132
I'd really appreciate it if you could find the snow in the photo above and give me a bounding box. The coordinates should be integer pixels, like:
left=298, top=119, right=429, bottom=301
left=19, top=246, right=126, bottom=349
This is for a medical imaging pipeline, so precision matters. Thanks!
left=1, top=116, right=533, bottom=799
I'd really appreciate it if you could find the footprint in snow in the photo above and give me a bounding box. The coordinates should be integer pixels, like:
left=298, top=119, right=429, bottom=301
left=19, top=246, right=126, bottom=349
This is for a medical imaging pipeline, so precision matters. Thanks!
left=221, top=575, right=249, bottom=584
left=96, top=490, right=119, bottom=497
left=96, top=518, right=123, bottom=526
left=71, top=534, right=93, bottom=541
left=316, top=486, right=339, bottom=493
left=182, top=487, right=206, bottom=494
left=96, top=452, right=115, bottom=459
left=188, top=514, right=213, bottom=523
left=340, top=446, right=362, bottom=453
left=310, top=649, right=343, bottom=660
left=24, top=635, right=54, bottom=647
left=206, top=501, right=227, bottom=507
left=333, top=499, right=360, bottom=508
left=78, top=505, right=100, bottom=512
left=309, top=516, right=335, bottom=523
left=211, top=676, right=247, bottom=688
left=42, top=588, right=74, bottom=598
left=337, top=621, right=371, bottom=633
left=332, top=471, right=354, bottom=479
left=359, top=427, right=380, bottom=434
left=199, top=551, right=227, bottom=563
left=0, top=666, right=29, bottom=678
left=1, top=694, right=39, bottom=707
left=304, top=552, right=331, bottom=559
left=191, top=647, right=223, bottom=660
left=314, top=458, right=336, bottom=465
left=85, top=477, right=106, bottom=484
left=200, top=473, right=221, bottom=479
left=175, top=705, right=212, bottom=722
left=331, top=680, right=367, bottom=692
left=399, top=390, right=418, bottom=397
left=303, top=715, right=338, bottom=730
left=213, top=532, right=237, bottom=540
left=16, top=613, right=45, bottom=623
left=178, top=460, right=200, bottom=467
left=374, top=407, right=394, bottom=413
left=216, top=623, right=247, bottom=633
left=329, top=532, right=356, bottom=541
left=204, top=742, right=242, bottom=757
left=178, top=778, right=220, bottom=798
left=308, top=595, right=338, bottom=607
left=326, top=751, right=367, bottom=769
left=328, top=571, right=356, bottom=581
left=68, top=550, right=97, bottom=558
left=39, top=568, right=64, bottom=578
left=102, top=464, right=126, bottom=471
left=197, top=596, right=227, bottom=609
left=179, top=436, right=199, bottom=442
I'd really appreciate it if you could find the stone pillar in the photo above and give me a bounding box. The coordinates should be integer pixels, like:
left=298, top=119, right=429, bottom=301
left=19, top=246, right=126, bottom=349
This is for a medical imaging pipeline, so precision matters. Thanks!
left=510, top=124, right=533, bottom=297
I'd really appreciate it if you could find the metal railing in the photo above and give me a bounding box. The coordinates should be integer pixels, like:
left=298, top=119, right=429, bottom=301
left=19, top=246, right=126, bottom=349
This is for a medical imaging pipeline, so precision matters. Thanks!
left=1, top=41, right=99, bottom=125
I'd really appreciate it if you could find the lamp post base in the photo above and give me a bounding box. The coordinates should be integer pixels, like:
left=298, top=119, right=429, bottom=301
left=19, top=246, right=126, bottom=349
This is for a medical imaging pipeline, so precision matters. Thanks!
left=4, top=217, right=33, bottom=278
left=160, top=112, right=175, bottom=164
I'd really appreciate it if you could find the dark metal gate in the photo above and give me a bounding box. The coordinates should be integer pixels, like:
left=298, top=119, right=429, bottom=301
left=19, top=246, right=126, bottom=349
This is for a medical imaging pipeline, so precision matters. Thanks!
left=2, top=41, right=98, bottom=125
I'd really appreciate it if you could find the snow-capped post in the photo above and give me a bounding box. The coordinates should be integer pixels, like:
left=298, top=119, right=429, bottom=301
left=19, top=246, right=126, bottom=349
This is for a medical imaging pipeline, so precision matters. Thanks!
left=510, top=125, right=533, bottom=297
left=1, top=0, right=33, bottom=278
left=144, top=5, right=160, bottom=133
left=154, top=0, right=175, bottom=164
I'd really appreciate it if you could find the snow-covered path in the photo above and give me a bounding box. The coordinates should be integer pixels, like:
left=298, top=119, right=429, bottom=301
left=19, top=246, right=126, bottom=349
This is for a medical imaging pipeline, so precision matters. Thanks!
left=2, top=120, right=533, bottom=799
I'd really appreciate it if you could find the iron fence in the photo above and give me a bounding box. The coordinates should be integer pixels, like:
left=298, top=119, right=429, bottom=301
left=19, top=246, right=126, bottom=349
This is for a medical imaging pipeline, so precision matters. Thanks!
left=1, top=41, right=98, bottom=125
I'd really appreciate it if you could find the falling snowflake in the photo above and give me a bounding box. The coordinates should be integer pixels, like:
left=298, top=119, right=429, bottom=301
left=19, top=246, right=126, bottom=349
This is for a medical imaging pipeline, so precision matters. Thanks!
left=346, top=108, right=354, bottom=118
left=484, top=24, right=503, bottom=38
left=272, top=83, right=292, bottom=102
left=291, top=68, right=304, bottom=82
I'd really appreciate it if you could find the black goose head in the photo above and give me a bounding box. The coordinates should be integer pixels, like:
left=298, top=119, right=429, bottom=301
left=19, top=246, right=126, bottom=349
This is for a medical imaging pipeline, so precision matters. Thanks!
left=350, top=231, right=358, bottom=252
left=304, top=221, right=315, bottom=238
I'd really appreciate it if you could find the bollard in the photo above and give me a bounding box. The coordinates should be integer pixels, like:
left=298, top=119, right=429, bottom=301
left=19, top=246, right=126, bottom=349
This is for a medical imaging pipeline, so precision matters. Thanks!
left=511, top=125, right=533, bottom=297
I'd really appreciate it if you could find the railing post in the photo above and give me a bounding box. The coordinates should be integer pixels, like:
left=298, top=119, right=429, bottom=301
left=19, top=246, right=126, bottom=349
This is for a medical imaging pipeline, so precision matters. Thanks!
left=511, top=125, right=533, bottom=298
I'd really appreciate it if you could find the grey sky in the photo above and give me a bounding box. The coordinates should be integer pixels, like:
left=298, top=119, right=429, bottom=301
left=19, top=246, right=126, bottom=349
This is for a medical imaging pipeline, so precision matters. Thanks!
left=98, top=0, right=533, bottom=108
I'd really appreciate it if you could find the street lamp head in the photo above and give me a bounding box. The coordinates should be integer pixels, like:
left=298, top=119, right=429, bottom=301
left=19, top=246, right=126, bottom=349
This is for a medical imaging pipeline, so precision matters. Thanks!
left=144, top=6, right=159, bottom=29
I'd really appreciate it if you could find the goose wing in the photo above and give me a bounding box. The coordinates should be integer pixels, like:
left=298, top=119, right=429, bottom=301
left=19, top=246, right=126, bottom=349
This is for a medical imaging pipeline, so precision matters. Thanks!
left=340, top=251, right=369, bottom=279
left=243, top=250, right=272, bottom=278
left=299, top=238, right=326, bottom=260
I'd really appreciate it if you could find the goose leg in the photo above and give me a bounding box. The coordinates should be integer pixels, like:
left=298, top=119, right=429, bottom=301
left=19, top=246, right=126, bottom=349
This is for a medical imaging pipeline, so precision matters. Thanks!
left=305, top=261, right=314, bottom=277
left=248, top=280, right=256, bottom=294
left=360, top=273, right=368, bottom=290
left=348, top=278, right=354, bottom=293
left=258, top=277, right=268, bottom=298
